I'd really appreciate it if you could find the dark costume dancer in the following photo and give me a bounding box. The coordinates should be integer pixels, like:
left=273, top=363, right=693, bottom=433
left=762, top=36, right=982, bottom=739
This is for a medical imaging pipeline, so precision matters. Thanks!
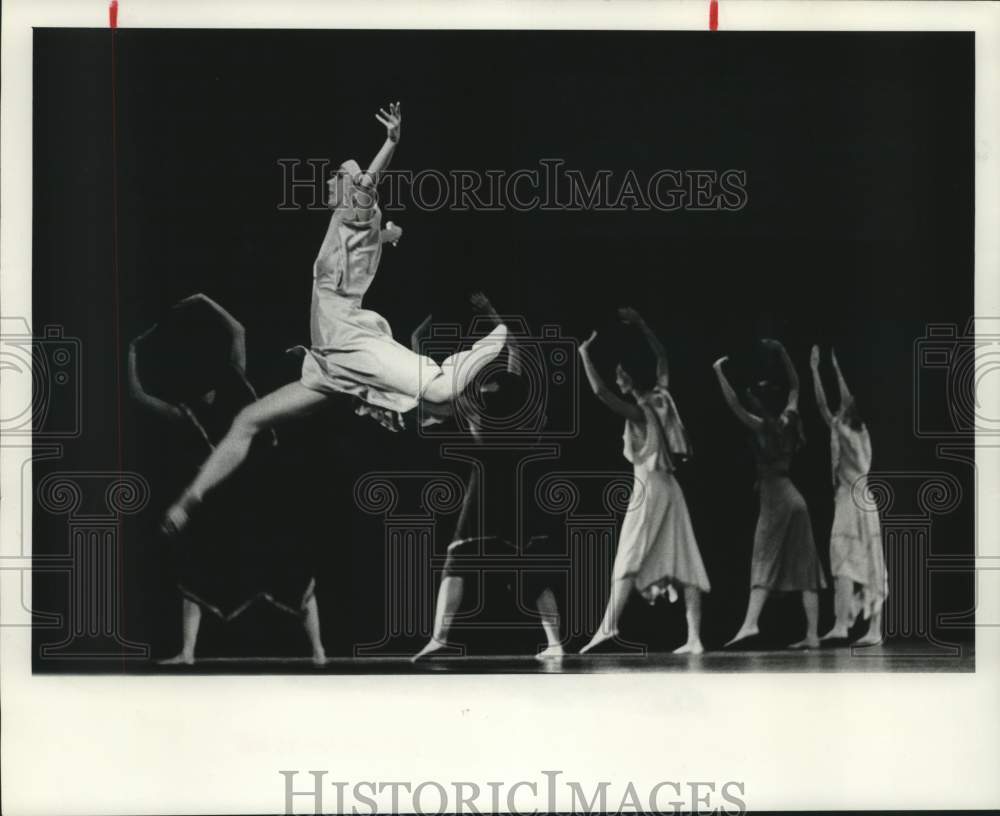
left=162, top=102, right=507, bottom=535
left=412, top=294, right=564, bottom=661
left=577, top=308, right=711, bottom=655
left=714, top=339, right=827, bottom=649
left=129, top=294, right=325, bottom=665
left=810, top=345, right=886, bottom=645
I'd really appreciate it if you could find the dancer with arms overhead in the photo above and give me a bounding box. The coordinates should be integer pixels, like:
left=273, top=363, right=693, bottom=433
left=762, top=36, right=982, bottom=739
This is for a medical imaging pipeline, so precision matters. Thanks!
left=714, top=339, right=826, bottom=650
left=810, top=345, right=886, bottom=646
left=577, top=308, right=711, bottom=655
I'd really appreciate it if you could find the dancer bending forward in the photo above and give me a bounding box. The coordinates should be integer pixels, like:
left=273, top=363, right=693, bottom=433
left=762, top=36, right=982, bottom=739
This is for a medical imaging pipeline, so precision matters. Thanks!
left=715, top=339, right=827, bottom=650
left=810, top=345, right=887, bottom=645
left=163, top=102, right=507, bottom=534
left=413, top=295, right=564, bottom=661
left=578, top=308, right=711, bottom=655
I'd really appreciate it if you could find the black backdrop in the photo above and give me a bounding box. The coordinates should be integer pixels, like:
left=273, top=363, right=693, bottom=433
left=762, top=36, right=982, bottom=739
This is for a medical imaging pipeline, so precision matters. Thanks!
left=32, top=29, right=974, bottom=667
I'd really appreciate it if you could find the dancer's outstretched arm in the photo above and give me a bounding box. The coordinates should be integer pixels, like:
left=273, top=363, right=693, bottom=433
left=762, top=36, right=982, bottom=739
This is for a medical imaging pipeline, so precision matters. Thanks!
left=810, top=345, right=834, bottom=427
left=354, top=101, right=401, bottom=221
left=713, top=356, right=763, bottom=430
left=763, top=338, right=799, bottom=413
left=174, top=293, right=247, bottom=372
left=127, top=333, right=182, bottom=421
left=619, top=307, right=669, bottom=386
left=578, top=331, right=643, bottom=422
left=831, top=347, right=853, bottom=405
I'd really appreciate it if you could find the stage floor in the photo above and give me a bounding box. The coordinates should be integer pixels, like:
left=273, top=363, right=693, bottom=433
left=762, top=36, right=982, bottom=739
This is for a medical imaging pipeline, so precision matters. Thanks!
left=45, top=640, right=975, bottom=674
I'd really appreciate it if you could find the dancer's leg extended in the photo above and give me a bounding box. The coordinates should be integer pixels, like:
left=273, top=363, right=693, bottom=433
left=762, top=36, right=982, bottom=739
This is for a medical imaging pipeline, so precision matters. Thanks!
left=412, top=575, right=464, bottom=661
left=164, top=382, right=329, bottom=533
left=421, top=324, right=508, bottom=404
left=725, top=587, right=768, bottom=647
left=580, top=578, right=631, bottom=654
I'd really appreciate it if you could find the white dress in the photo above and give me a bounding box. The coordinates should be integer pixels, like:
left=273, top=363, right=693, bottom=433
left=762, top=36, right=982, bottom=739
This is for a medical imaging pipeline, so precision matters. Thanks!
left=611, top=384, right=711, bottom=597
left=829, top=417, right=888, bottom=620
left=300, top=204, right=441, bottom=419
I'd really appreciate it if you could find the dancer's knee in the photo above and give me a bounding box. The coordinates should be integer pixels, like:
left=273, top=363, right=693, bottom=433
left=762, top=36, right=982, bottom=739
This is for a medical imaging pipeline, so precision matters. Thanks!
left=231, top=405, right=264, bottom=437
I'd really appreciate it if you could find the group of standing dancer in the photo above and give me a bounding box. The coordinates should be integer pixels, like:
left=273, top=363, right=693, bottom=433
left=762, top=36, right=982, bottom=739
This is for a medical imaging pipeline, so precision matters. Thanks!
left=149, top=101, right=887, bottom=660
left=577, top=322, right=887, bottom=655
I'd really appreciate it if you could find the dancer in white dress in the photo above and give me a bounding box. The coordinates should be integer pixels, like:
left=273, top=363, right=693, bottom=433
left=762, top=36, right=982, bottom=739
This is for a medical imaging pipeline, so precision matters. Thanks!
left=162, top=102, right=507, bottom=534
left=577, top=308, right=711, bottom=655
left=810, top=345, right=887, bottom=645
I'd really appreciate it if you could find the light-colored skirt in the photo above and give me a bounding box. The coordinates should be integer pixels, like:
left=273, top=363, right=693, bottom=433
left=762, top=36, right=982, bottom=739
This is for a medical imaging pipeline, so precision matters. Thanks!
left=612, top=469, right=711, bottom=597
left=302, top=299, right=441, bottom=414
left=751, top=475, right=827, bottom=592
left=830, top=479, right=888, bottom=619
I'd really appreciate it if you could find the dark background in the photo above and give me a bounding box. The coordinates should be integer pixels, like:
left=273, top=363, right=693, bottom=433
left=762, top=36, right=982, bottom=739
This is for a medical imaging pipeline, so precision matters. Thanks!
left=32, top=29, right=975, bottom=668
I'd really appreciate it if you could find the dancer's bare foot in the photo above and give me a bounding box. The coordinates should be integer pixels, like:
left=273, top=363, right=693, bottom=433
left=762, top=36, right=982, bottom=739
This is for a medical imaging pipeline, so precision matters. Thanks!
left=423, top=324, right=508, bottom=403
left=820, top=625, right=850, bottom=641
left=311, top=651, right=327, bottom=667
left=788, top=636, right=820, bottom=650
left=411, top=637, right=460, bottom=662
left=535, top=644, right=565, bottom=660
left=723, top=625, right=759, bottom=648
left=579, top=630, right=619, bottom=654
left=158, top=652, right=194, bottom=666
left=161, top=490, right=202, bottom=537
left=853, top=632, right=884, bottom=647
left=673, top=640, right=705, bottom=655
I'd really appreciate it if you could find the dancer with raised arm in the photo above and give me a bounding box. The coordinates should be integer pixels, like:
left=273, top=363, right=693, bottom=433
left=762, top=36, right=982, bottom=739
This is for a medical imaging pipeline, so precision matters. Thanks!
left=129, top=294, right=326, bottom=665
left=577, top=308, right=711, bottom=655
left=714, top=339, right=826, bottom=650
left=162, top=102, right=507, bottom=534
left=810, top=345, right=887, bottom=646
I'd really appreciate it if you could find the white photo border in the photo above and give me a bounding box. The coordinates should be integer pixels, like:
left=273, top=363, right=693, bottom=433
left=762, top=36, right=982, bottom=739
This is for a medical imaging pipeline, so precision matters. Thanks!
left=2, top=1, right=999, bottom=813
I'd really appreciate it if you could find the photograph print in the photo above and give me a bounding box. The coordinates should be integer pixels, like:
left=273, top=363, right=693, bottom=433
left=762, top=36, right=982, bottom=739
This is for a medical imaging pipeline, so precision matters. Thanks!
left=27, top=25, right=977, bottom=674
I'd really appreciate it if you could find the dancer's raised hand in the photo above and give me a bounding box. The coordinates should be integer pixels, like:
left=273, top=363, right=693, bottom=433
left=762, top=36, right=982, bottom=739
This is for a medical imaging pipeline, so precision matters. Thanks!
left=383, top=221, right=403, bottom=246
left=712, top=355, right=728, bottom=371
left=376, top=101, right=402, bottom=143
left=470, top=291, right=497, bottom=315
left=579, top=330, right=598, bottom=353
left=810, top=344, right=821, bottom=369
left=618, top=307, right=642, bottom=325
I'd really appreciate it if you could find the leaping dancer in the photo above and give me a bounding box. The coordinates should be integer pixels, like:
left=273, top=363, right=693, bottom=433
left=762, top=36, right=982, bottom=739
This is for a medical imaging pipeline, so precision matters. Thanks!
left=162, top=102, right=507, bottom=535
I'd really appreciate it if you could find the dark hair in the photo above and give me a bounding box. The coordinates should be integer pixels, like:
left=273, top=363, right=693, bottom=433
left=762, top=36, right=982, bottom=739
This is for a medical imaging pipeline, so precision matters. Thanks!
left=616, top=361, right=656, bottom=395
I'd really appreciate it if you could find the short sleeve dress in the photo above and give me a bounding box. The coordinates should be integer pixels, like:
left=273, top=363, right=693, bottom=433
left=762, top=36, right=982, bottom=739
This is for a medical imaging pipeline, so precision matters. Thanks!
left=300, top=204, right=442, bottom=419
